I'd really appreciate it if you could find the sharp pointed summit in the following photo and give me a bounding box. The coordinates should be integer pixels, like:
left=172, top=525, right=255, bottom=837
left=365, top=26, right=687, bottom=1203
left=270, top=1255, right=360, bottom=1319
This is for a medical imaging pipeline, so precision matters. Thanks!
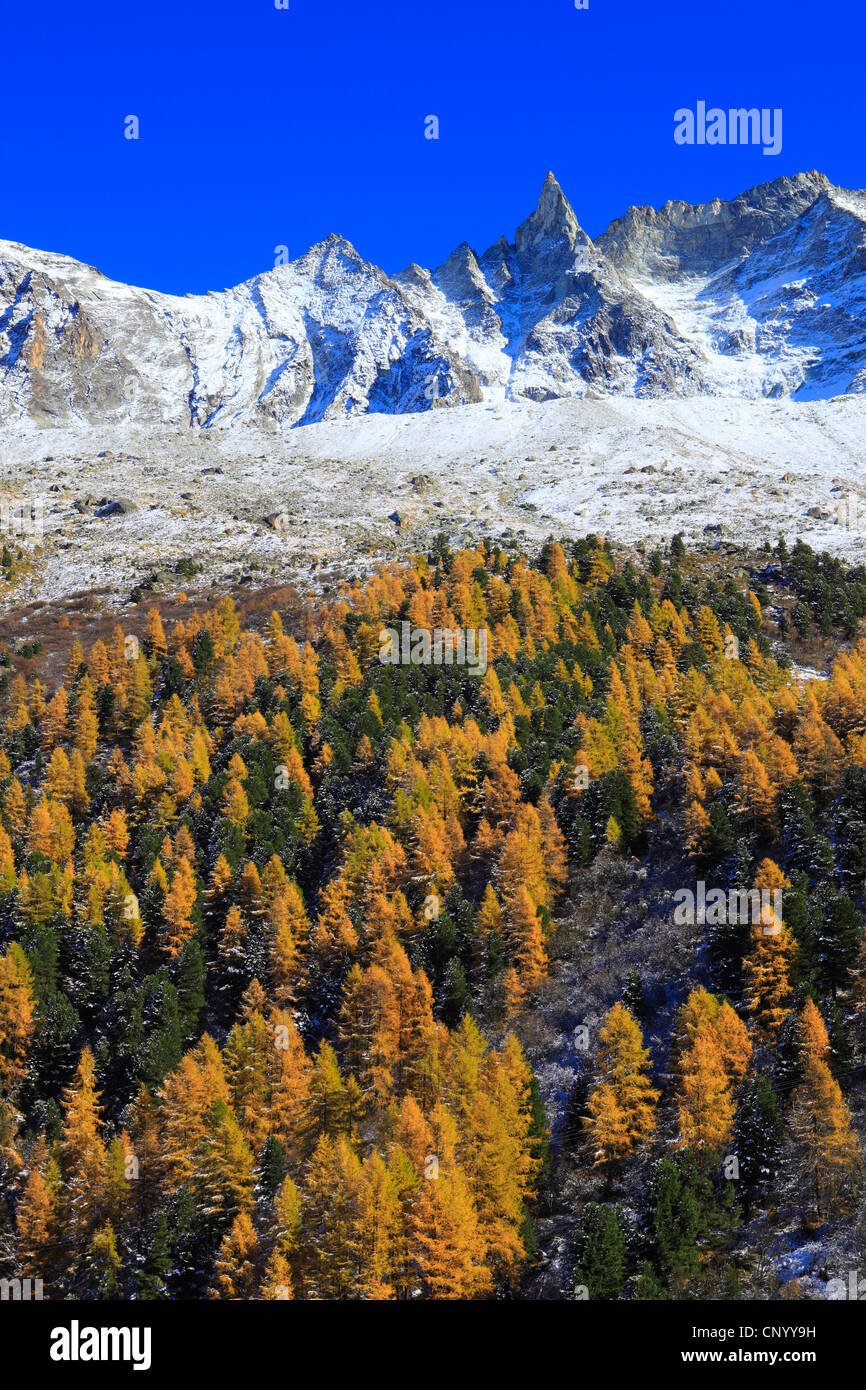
left=515, top=172, right=590, bottom=257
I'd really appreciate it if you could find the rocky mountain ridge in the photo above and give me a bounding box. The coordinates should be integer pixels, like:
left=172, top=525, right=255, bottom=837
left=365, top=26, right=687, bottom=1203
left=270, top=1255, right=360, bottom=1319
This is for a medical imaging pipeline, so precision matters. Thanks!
left=1, top=170, right=864, bottom=431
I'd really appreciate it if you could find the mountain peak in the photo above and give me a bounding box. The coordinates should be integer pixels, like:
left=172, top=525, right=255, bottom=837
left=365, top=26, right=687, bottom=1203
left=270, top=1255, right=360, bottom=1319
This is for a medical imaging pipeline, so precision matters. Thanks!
left=535, top=171, right=573, bottom=221
left=515, top=173, right=590, bottom=257
left=437, top=240, right=480, bottom=273
left=311, top=232, right=358, bottom=253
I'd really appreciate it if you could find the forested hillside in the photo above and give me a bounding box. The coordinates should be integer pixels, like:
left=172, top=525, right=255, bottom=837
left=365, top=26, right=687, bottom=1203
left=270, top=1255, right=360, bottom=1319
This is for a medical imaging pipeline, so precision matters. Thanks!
left=0, top=532, right=864, bottom=1299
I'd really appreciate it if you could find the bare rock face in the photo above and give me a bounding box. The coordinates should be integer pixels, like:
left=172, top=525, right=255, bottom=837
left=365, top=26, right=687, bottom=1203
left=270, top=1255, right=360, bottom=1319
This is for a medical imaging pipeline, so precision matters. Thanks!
left=1, top=170, right=864, bottom=432
left=597, top=172, right=834, bottom=279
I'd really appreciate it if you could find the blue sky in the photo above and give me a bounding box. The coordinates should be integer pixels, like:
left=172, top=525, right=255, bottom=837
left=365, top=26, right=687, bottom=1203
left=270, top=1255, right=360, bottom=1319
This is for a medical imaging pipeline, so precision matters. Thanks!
left=3, top=0, right=863, bottom=294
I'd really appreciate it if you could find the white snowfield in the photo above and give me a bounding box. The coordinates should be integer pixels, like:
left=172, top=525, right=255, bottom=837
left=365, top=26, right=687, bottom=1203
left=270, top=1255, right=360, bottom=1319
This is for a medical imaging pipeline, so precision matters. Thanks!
left=0, top=392, right=864, bottom=609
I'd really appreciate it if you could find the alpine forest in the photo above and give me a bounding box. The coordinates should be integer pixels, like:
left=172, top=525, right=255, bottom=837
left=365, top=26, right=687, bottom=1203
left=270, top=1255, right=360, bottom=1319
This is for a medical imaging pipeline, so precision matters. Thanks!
left=1, top=530, right=865, bottom=1303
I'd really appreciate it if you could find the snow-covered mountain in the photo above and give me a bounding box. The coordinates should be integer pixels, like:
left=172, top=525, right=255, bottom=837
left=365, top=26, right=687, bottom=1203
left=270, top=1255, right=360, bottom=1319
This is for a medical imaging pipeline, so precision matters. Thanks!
left=1, top=170, right=864, bottom=431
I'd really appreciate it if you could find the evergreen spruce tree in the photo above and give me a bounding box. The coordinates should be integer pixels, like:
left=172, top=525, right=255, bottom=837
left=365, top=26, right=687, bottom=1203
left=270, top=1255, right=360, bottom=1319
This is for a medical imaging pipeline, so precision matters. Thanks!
left=779, top=779, right=817, bottom=873
left=572, top=1203, right=627, bottom=1301
left=815, top=890, right=862, bottom=996
left=732, top=1075, right=782, bottom=1217
left=138, top=1215, right=172, bottom=1300
left=634, top=1260, right=666, bottom=1300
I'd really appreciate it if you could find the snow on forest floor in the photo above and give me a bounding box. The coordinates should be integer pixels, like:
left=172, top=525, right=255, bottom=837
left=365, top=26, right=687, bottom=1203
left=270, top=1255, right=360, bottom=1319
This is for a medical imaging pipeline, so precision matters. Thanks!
left=0, top=392, right=864, bottom=611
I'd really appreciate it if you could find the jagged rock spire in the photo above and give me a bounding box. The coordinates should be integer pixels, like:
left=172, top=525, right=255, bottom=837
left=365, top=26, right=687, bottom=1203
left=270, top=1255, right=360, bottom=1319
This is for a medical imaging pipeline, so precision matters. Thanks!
left=515, top=172, right=590, bottom=256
